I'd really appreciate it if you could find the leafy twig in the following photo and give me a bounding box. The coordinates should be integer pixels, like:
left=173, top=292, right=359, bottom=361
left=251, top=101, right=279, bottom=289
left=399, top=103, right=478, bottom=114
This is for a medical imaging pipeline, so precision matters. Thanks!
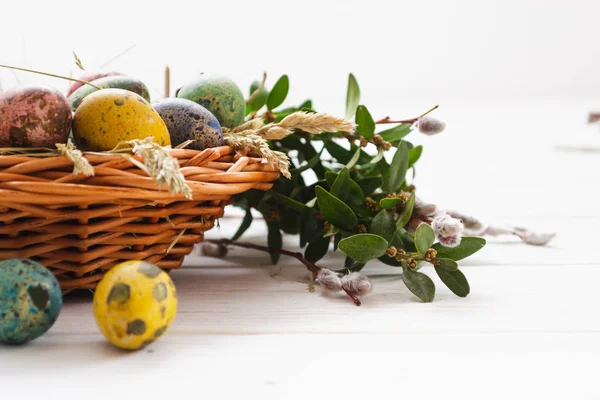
left=246, top=71, right=267, bottom=105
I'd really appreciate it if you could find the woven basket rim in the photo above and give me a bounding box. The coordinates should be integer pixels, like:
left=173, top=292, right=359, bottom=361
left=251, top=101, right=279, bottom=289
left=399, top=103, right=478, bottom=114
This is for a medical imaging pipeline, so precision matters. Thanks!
left=0, top=145, right=280, bottom=204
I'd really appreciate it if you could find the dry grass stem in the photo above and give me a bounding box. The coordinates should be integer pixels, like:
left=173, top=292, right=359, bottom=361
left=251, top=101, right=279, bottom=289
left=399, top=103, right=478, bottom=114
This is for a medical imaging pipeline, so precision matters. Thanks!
left=0, top=64, right=101, bottom=89
left=121, top=137, right=192, bottom=199
left=223, top=131, right=290, bottom=178
left=223, top=111, right=354, bottom=177
left=55, top=140, right=94, bottom=176
left=72, top=51, right=85, bottom=71
left=275, top=111, right=356, bottom=135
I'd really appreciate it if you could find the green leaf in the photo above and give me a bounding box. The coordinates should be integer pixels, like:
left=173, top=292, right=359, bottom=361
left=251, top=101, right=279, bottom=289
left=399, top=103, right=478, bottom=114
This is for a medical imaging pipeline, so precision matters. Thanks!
left=300, top=211, right=318, bottom=247
left=271, top=191, right=310, bottom=214
left=415, top=223, right=435, bottom=254
left=355, top=105, right=375, bottom=139
left=408, top=145, right=423, bottom=168
left=387, top=141, right=409, bottom=193
left=267, top=221, right=282, bottom=264
left=324, top=141, right=353, bottom=164
left=396, top=191, right=415, bottom=229
left=267, top=75, right=289, bottom=110
left=338, top=233, right=388, bottom=263
left=305, top=236, right=331, bottom=263
left=249, top=80, right=269, bottom=112
left=398, top=230, right=417, bottom=252
left=299, top=99, right=312, bottom=109
left=315, top=186, right=357, bottom=231
left=435, top=267, right=470, bottom=297
left=345, top=73, right=360, bottom=120
left=330, top=167, right=350, bottom=200
left=370, top=209, right=395, bottom=241
left=232, top=210, right=253, bottom=241
left=325, top=171, right=364, bottom=207
left=402, top=269, right=435, bottom=302
left=432, top=237, right=486, bottom=261
left=378, top=157, right=390, bottom=192
left=346, top=147, right=361, bottom=169
left=357, top=177, right=382, bottom=195
left=280, top=210, right=299, bottom=234
left=378, top=123, right=412, bottom=142
left=435, top=258, right=459, bottom=271
left=379, top=197, right=402, bottom=210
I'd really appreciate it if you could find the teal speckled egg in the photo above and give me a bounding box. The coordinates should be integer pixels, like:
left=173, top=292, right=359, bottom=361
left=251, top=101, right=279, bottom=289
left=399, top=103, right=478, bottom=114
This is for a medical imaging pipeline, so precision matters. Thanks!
left=176, top=73, right=245, bottom=128
left=0, top=259, right=62, bottom=344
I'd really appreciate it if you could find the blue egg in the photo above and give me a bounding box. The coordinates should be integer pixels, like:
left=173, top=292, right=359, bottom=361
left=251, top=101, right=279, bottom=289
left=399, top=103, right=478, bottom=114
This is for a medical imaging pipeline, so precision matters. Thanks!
left=153, top=98, right=223, bottom=150
left=0, top=259, right=62, bottom=344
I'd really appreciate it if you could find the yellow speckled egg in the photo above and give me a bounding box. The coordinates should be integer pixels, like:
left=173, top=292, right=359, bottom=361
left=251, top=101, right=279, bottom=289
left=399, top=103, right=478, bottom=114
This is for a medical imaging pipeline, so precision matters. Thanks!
left=93, top=260, right=177, bottom=350
left=73, top=88, right=171, bottom=151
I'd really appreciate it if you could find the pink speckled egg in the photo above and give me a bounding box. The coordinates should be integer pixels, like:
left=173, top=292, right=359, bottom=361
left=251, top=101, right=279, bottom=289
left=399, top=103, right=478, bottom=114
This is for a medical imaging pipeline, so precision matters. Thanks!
left=0, top=85, right=72, bottom=148
left=67, top=71, right=123, bottom=96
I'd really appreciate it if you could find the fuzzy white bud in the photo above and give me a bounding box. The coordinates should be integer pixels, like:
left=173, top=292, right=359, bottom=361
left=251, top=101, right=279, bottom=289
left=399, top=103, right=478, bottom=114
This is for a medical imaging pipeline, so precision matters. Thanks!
left=432, top=212, right=464, bottom=237
left=315, top=269, right=343, bottom=292
left=417, top=117, right=446, bottom=136
left=341, top=272, right=372, bottom=296
left=516, top=230, right=556, bottom=246
left=432, top=212, right=464, bottom=248
left=437, top=234, right=462, bottom=248
left=201, top=242, right=228, bottom=258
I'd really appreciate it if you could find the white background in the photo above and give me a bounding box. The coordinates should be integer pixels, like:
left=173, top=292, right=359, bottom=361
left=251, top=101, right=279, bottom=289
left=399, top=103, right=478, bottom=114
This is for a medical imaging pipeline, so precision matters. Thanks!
left=1, top=0, right=600, bottom=107
left=2, top=2, right=600, bottom=399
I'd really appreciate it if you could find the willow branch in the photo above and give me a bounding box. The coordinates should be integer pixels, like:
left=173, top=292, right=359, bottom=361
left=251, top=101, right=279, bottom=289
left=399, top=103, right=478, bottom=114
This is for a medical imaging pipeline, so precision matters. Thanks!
left=205, top=239, right=361, bottom=306
left=375, top=104, right=439, bottom=125
left=206, top=239, right=320, bottom=276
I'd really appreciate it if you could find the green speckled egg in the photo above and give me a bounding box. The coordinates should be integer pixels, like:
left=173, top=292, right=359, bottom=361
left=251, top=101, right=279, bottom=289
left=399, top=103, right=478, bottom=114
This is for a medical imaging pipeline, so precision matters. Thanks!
left=153, top=98, right=223, bottom=150
left=68, top=75, right=150, bottom=111
left=0, top=259, right=62, bottom=344
left=176, top=73, right=245, bottom=128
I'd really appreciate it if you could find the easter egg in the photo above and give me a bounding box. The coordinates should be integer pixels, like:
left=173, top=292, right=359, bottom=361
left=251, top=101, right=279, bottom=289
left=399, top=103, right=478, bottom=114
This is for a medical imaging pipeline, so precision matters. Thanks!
left=0, top=85, right=72, bottom=148
left=68, top=76, right=151, bottom=111
left=67, top=70, right=123, bottom=97
left=73, top=88, right=171, bottom=151
left=176, top=73, right=245, bottom=128
left=153, top=98, right=223, bottom=150
left=0, top=258, right=62, bottom=344
left=93, top=260, right=177, bottom=350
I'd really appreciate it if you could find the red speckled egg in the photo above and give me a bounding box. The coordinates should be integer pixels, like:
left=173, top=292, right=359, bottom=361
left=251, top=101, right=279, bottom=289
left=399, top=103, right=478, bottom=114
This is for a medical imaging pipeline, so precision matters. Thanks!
left=67, top=71, right=123, bottom=96
left=0, top=85, right=72, bottom=148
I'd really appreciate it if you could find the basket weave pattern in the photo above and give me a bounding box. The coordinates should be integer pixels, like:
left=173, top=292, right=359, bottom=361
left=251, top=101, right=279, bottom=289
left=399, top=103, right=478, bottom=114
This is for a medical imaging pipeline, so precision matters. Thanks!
left=0, top=145, right=279, bottom=293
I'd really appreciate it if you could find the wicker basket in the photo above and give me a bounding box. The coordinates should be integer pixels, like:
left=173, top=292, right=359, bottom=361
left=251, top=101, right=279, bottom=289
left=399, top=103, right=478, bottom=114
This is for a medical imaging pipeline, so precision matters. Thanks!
left=0, top=145, right=279, bottom=293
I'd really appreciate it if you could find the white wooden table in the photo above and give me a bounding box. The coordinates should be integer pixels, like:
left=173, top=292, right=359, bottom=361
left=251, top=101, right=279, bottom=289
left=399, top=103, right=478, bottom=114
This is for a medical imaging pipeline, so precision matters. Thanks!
left=1, top=100, right=599, bottom=399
